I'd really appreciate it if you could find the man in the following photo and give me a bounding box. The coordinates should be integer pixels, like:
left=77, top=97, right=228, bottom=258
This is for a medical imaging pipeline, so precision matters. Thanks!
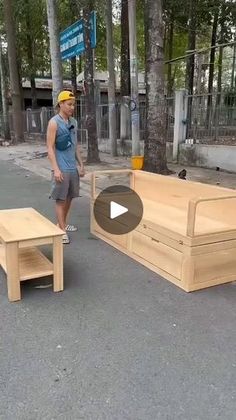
left=47, top=90, right=85, bottom=244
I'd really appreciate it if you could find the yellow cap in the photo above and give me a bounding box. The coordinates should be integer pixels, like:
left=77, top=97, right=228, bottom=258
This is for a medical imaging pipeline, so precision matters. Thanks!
left=57, top=90, right=75, bottom=103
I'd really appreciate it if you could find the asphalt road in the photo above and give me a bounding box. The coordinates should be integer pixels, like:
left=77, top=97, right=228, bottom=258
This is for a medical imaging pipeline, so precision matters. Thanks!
left=0, top=161, right=236, bottom=420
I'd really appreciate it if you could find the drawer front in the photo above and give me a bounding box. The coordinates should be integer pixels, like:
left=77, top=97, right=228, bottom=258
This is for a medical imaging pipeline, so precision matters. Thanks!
left=132, top=231, right=182, bottom=279
left=137, top=223, right=186, bottom=252
left=193, top=247, right=236, bottom=284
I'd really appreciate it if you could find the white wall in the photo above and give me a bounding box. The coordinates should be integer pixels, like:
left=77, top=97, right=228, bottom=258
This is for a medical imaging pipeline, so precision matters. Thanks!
left=179, top=144, right=236, bottom=172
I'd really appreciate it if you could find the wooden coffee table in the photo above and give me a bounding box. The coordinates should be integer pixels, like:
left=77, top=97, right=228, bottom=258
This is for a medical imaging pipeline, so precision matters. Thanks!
left=0, top=208, right=64, bottom=302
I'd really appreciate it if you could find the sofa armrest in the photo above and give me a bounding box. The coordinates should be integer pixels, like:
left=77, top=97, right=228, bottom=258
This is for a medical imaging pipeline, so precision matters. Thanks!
left=91, top=169, right=133, bottom=199
left=187, top=195, right=236, bottom=237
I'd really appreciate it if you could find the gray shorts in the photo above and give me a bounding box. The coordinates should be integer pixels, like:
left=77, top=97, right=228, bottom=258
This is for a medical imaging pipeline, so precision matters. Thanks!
left=50, top=171, right=80, bottom=201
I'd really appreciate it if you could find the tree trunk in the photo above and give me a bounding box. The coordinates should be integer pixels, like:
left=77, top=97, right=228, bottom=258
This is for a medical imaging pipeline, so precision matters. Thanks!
left=185, top=0, right=196, bottom=138
left=0, top=43, right=11, bottom=140
left=46, top=0, right=63, bottom=106
left=128, top=0, right=140, bottom=155
left=217, top=10, right=226, bottom=107
left=217, top=46, right=223, bottom=106
left=84, top=2, right=100, bottom=163
left=143, top=0, right=169, bottom=174
left=30, top=77, right=37, bottom=109
left=163, top=21, right=167, bottom=53
left=3, top=0, right=24, bottom=143
left=25, top=0, right=37, bottom=109
left=106, top=0, right=117, bottom=156
left=167, top=20, right=174, bottom=97
left=71, top=57, right=77, bottom=96
left=185, top=0, right=196, bottom=95
left=206, top=10, right=218, bottom=128
left=231, top=34, right=236, bottom=90
left=70, top=0, right=79, bottom=97
left=120, top=0, right=130, bottom=96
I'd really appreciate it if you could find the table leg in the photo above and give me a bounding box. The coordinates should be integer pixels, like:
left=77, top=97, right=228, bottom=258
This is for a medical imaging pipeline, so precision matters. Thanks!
left=6, top=242, right=21, bottom=302
left=53, top=237, right=63, bottom=292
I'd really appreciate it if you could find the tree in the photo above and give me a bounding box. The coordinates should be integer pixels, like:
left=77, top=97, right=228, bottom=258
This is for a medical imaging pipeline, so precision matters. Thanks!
left=46, top=0, right=63, bottom=106
left=24, top=0, right=37, bottom=108
left=14, top=0, right=50, bottom=108
left=3, top=0, right=24, bottom=143
left=106, top=0, right=117, bottom=156
left=143, top=0, right=169, bottom=174
left=185, top=0, right=196, bottom=96
left=69, top=0, right=80, bottom=95
left=120, top=0, right=130, bottom=96
left=84, top=1, right=100, bottom=162
left=206, top=7, right=219, bottom=126
left=0, top=41, right=10, bottom=140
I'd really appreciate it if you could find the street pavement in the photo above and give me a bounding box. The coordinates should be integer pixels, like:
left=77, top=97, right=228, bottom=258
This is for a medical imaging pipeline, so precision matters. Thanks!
left=0, top=155, right=236, bottom=419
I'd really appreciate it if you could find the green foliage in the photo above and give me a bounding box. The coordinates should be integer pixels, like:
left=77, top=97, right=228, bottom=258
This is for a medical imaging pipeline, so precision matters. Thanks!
left=14, top=0, right=50, bottom=77
left=0, top=0, right=234, bottom=90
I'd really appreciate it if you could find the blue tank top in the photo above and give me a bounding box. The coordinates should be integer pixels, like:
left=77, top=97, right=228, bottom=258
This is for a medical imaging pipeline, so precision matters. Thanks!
left=52, top=114, right=77, bottom=172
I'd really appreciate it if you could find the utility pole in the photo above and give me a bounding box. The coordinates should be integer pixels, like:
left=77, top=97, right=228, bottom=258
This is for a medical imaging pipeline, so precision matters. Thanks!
left=128, top=0, right=140, bottom=156
left=106, top=0, right=117, bottom=156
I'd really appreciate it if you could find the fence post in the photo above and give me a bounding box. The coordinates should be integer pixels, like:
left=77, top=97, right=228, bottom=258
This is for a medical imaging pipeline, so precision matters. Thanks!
left=40, top=107, right=48, bottom=134
left=120, top=96, right=131, bottom=145
left=26, top=108, right=31, bottom=134
left=173, top=89, right=188, bottom=161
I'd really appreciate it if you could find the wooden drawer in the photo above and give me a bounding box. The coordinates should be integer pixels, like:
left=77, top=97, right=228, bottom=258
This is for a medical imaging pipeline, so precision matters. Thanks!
left=137, top=223, right=186, bottom=252
left=131, top=231, right=182, bottom=279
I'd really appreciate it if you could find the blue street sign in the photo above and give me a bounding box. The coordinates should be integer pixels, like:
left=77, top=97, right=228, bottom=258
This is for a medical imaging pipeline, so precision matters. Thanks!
left=60, top=11, right=96, bottom=60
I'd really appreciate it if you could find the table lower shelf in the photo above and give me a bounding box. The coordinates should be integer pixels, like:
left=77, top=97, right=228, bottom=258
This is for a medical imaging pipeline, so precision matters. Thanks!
left=0, top=245, right=53, bottom=281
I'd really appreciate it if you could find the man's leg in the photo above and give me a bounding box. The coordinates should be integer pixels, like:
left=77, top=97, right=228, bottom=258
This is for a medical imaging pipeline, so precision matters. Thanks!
left=55, top=200, right=67, bottom=231
left=64, top=172, right=80, bottom=229
left=64, top=197, right=73, bottom=226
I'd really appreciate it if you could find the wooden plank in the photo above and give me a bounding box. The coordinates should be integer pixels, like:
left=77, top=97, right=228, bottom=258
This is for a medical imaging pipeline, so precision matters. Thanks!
left=1, top=246, right=54, bottom=282
left=189, top=238, right=236, bottom=256
left=19, top=237, right=53, bottom=248
left=0, top=208, right=64, bottom=243
left=18, top=248, right=53, bottom=281
left=134, top=170, right=236, bottom=197
left=53, top=237, right=63, bottom=292
left=188, top=276, right=236, bottom=292
left=5, top=242, right=21, bottom=302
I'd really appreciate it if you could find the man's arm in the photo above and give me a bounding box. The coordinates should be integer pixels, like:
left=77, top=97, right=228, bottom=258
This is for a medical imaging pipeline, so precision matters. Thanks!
left=46, top=119, right=63, bottom=182
left=76, top=144, right=85, bottom=177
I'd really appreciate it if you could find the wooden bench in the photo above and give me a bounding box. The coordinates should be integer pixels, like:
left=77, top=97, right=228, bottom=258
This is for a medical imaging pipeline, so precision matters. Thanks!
left=91, top=169, right=236, bottom=292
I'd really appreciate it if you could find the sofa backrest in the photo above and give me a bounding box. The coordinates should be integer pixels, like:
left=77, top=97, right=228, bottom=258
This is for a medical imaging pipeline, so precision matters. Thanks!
left=133, top=171, right=236, bottom=227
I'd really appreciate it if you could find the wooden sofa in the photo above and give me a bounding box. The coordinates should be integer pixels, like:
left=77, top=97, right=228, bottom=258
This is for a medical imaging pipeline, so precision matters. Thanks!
left=91, top=169, right=236, bottom=292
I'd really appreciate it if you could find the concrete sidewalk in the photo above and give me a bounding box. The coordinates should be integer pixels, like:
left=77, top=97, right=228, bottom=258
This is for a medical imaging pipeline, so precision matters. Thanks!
left=0, top=148, right=236, bottom=419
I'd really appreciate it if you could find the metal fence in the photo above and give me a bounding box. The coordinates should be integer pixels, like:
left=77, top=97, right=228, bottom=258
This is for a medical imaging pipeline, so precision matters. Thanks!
left=1, top=92, right=235, bottom=149
left=186, top=92, right=236, bottom=143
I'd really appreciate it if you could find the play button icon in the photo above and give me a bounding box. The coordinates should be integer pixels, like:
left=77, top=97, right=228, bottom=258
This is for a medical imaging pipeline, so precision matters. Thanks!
left=93, top=185, right=143, bottom=235
left=110, top=201, right=128, bottom=219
